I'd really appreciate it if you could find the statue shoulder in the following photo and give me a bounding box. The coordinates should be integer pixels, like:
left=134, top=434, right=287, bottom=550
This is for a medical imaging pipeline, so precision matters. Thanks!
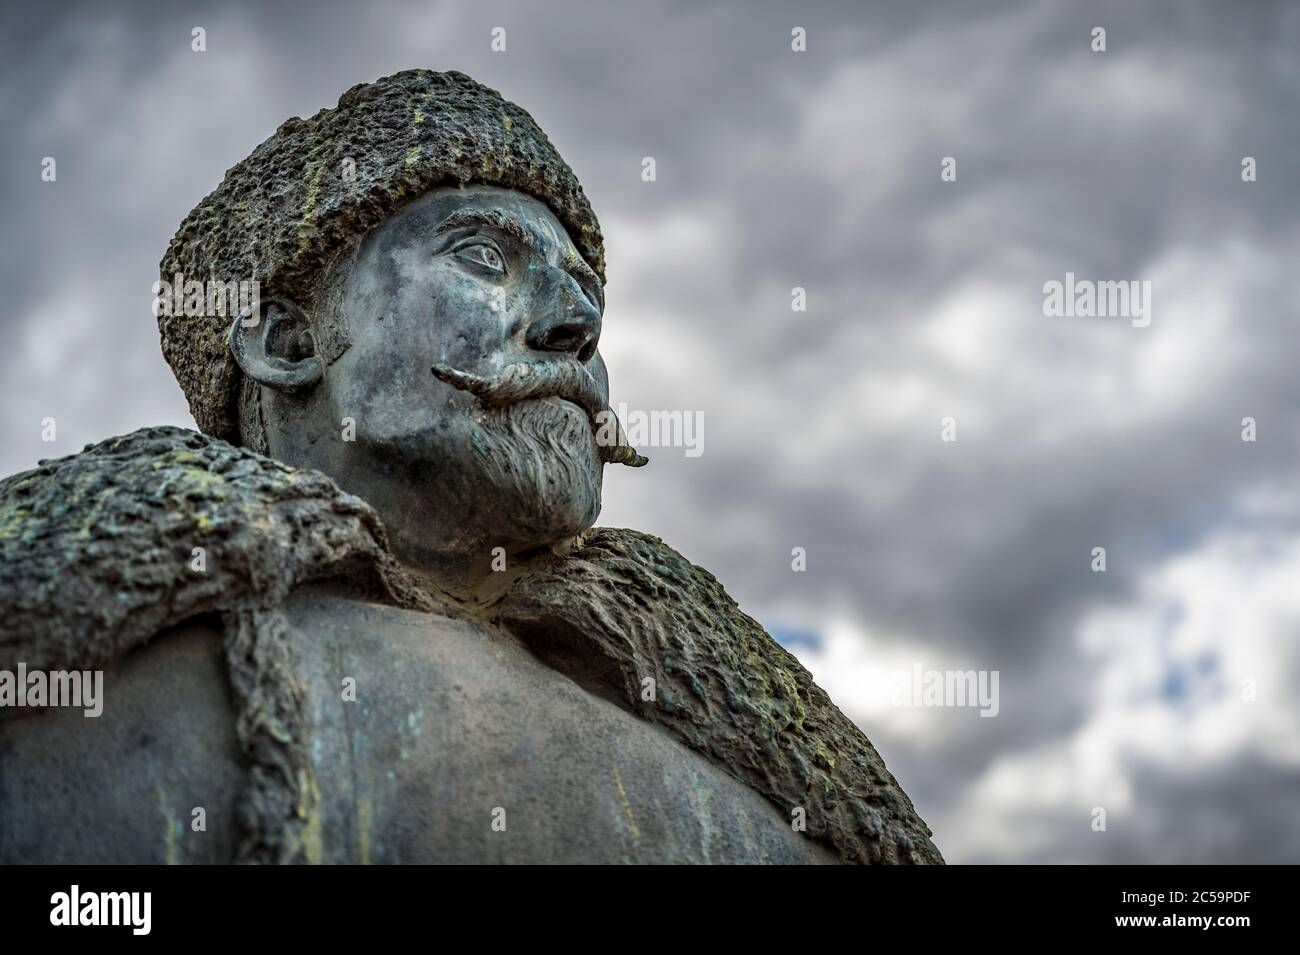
left=0, top=426, right=424, bottom=670
left=494, top=526, right=944, bottom=864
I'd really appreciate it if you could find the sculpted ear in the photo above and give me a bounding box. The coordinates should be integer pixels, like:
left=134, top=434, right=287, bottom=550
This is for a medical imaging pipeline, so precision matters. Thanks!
left=228, top=297, right=323, bottom=393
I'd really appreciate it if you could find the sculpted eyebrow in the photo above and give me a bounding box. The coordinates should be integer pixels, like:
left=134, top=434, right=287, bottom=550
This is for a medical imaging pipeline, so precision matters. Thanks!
left=434, top=209, right=533, bottom=248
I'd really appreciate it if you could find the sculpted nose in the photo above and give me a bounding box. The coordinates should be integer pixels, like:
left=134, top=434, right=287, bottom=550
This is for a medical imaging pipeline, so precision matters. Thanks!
left=525, top=269, right=601, bottom=363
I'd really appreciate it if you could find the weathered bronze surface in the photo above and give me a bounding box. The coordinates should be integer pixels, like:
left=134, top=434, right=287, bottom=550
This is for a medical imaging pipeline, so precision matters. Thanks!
left=0, top=69, right=942, bottom=864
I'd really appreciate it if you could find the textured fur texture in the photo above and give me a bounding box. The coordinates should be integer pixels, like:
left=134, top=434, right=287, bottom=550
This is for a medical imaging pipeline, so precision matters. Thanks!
left=0, top=428, right=942, bottom=864
left=0, top=427, right=430, bottom=862
left=496, top=529, right=944, bottom=863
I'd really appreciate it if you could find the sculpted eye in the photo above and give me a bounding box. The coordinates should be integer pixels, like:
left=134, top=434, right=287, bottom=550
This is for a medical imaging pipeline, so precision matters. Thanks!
left=453, top=240, right=505, bottom=275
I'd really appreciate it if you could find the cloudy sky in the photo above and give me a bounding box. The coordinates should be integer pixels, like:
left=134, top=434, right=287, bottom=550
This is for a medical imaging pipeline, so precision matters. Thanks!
left=3, top=0, right=1298, bottom=862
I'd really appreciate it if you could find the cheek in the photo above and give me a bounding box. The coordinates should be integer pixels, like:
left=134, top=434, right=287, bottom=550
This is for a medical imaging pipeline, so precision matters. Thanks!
left=326, top=280, right=517, bottom=434
left=326, top=341, right=474, bottom=446
left=588, top=350, right=610, bottom=397
left=418, top=267, right=518, bottom=370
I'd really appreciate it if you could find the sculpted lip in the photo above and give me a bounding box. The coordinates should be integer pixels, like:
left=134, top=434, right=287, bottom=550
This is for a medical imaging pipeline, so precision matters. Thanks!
left=431, top=360, right=649, bottom=467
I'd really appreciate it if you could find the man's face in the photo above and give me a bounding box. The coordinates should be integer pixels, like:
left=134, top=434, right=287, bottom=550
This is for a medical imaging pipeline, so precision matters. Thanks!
left=314, top=185, right=611, bottom=570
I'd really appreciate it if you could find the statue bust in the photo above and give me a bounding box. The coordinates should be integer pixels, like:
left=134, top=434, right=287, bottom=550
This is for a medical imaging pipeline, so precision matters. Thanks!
left=0, top=70, right=941, bottom=865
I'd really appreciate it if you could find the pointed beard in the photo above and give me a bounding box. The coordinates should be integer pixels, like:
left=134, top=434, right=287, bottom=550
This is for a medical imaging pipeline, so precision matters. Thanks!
left=469, top=398, right=603, bottom=541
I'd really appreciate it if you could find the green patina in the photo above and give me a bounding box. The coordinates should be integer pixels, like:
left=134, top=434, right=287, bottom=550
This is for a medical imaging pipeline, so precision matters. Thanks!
left=0, top=500, right=31, bottom=543
left=296, top=154, right=327, bottom=260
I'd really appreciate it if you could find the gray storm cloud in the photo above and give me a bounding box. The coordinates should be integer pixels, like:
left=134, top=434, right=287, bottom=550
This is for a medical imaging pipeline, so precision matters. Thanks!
left=2, top=0, right=1297, bottom=862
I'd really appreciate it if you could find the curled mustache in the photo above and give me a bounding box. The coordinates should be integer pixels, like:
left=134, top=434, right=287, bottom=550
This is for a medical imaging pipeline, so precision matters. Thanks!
left=431, top=361, right=649, bottom=468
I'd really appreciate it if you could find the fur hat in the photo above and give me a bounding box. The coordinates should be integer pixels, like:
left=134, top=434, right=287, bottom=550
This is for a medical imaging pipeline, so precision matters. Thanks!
left=158, top=69, right=604, bottom=441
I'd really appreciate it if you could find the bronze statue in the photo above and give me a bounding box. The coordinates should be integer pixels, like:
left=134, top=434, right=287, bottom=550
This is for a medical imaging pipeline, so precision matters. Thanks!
left=0, top=70, right=941, bottom=864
